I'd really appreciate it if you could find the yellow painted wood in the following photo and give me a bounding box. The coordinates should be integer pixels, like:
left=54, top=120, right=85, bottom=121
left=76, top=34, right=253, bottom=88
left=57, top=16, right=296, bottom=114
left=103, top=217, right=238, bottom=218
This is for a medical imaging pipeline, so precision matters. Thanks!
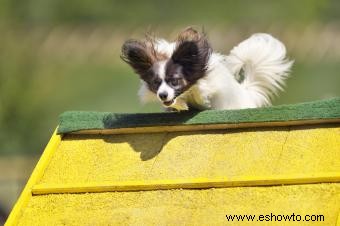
left=7, top=123, right=340, bottom=225
left=38, top=124, right=340, bottom=185
left=5, top=129, right=62, bottom=226
left=17, top=184, right=340, bottom=226
left=32, top=173, right=340, bottom=194
left=72, top=118, right=340, bottom=135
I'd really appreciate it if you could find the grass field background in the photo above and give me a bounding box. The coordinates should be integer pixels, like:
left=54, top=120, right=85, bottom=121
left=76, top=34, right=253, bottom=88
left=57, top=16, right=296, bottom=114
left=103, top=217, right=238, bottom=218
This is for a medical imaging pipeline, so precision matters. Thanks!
left=0, top=0, right=340, bottom=221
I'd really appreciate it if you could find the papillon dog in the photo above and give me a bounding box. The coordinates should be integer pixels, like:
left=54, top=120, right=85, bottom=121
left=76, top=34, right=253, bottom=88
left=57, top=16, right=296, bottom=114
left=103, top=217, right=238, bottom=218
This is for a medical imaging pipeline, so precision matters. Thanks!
left=121, top=27, right=293, bottom=111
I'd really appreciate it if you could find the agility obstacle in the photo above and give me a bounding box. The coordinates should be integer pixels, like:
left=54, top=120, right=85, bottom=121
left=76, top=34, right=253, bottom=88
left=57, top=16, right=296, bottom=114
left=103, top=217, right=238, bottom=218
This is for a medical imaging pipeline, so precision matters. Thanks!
left=5, top=98, right=340, bottom=225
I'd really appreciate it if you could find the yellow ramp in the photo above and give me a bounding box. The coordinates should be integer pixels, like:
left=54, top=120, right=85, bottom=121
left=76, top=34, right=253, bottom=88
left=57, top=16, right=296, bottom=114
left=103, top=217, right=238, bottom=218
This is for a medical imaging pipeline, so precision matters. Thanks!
left=5, top=98, right=340, bottom=225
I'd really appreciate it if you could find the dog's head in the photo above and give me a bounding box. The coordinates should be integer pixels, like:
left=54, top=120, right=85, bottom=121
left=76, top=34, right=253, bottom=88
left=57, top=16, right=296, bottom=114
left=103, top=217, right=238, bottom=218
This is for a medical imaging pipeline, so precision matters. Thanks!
left=121, top=28, right=212, bottom=107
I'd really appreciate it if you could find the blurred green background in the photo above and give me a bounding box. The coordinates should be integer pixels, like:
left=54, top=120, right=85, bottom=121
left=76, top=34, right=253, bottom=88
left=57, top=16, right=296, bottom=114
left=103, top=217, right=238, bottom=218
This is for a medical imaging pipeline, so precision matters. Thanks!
left=0, top=0, right=340, bottom=222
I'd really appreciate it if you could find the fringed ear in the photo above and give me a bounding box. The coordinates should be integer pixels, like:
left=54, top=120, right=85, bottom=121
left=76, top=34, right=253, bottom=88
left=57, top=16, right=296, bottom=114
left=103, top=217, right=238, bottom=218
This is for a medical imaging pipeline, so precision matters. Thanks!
left=171, top=28, right=212, bottom=82
left=121, top=40, right=156, bottom=80
left=176, top=27, right=201, bottom=43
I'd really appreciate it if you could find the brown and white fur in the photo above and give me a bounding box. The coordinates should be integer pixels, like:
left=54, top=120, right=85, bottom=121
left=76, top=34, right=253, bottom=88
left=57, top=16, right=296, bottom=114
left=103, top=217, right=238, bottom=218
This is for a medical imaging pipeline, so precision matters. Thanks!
left=121, top=28, right=293, bottom=111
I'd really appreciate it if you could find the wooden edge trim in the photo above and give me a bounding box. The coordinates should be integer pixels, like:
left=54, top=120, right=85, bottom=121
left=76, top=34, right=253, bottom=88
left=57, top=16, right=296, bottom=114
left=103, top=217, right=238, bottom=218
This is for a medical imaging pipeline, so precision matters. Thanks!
left=68, top=119, right=340, bottom=135
left=31, top=173, right=340, bottom=195
left=5, top=128, right=62, bottom=226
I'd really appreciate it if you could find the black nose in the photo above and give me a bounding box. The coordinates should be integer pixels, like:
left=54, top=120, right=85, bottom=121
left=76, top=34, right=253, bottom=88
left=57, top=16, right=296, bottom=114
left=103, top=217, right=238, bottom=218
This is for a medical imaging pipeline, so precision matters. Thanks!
left=158, top=92, right=168, bottom=100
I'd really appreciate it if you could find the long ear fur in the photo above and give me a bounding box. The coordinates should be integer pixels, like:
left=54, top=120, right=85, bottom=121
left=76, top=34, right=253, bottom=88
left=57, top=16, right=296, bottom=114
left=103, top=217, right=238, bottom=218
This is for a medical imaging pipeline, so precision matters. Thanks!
left=171, top=27, right=212, bottom=82
left=121, top=40, right=156, bottom=80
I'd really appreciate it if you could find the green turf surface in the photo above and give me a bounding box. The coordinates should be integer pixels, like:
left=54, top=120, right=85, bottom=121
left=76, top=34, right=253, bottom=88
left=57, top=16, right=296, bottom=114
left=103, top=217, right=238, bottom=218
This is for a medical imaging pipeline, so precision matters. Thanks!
left=58, top=97, right=340, bottom=134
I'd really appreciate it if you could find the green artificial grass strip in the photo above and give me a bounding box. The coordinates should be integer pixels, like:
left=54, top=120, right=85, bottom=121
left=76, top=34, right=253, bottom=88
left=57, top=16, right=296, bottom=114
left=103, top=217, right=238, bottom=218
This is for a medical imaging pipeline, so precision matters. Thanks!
left=58, top=97, right=340, bottom=134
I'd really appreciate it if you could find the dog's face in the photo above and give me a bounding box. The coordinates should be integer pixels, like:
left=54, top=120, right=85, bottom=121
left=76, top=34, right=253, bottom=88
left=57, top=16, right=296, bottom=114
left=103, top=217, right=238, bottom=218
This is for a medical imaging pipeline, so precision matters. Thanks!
left=121, top=28, right=211, bottom=107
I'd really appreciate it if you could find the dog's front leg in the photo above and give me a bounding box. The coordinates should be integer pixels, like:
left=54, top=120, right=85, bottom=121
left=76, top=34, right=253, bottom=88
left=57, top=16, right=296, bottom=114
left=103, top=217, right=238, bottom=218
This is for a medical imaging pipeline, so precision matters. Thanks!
left=170, top=98, right=189, bottom=111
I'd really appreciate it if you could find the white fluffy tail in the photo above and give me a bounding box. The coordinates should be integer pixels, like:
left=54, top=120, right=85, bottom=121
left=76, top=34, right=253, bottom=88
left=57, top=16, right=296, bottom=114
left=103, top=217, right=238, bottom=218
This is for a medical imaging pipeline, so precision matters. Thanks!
left=226, top=33, right=293, bottom=106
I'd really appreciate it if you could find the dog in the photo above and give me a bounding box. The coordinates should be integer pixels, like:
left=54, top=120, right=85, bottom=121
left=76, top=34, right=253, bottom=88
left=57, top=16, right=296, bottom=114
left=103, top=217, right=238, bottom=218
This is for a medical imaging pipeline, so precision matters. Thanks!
left=121, top=28, right=293, bottom=111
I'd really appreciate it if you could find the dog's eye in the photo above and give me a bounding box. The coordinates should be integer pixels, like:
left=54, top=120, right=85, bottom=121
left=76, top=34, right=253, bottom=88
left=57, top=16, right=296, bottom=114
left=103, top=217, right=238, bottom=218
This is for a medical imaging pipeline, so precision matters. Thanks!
left=152, top=79, right=161, bottom=86
left=170, top=79, right=179, bottom=87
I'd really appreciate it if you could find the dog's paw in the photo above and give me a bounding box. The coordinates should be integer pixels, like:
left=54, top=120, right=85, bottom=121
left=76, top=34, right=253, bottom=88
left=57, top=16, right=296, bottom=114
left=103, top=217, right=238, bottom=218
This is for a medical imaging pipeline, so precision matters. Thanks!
left=169, top=98, right=189, bottom=111
left=164, top=107, right=177, bottom=112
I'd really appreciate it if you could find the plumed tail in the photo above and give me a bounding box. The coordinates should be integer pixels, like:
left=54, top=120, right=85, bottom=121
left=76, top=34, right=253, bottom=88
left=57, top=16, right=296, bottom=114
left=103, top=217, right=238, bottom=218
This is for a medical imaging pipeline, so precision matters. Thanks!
left=226, top=33, right=293, bottom=106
